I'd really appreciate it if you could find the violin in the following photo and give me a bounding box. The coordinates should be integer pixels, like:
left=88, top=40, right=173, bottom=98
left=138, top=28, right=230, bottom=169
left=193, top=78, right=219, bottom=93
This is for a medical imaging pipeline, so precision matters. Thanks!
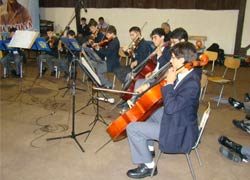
left=124, top=37, right=142, bottom=58
left=97, top=38, right=113, bottom=47
left=106, top=54, right=209, bottom=141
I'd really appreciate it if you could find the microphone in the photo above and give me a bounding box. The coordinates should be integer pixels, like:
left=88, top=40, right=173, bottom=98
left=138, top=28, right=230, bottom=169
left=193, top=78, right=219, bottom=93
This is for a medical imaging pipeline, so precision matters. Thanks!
left=79, top=0, right=88, bottom=13
left=97, top=97, right=115, bottom=104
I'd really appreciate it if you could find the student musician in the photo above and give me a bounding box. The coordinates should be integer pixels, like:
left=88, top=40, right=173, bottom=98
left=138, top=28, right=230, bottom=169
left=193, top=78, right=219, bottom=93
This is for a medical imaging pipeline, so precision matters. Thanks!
left=88, top=19, right=105, bottom=44
left=37, top=28, right=59, bottom=76
left=116, top=26, right=153, bottom=83
left=58, top=30, right=78, bottom=78
left=119, top=28, right=171, bottom=109
left=93, top=25, right=120, bottom=88
left=126, top=42, right=201, bottom=178
left=134, top=27, right=189, bottom=95
left=0, top=27, right=23, bottom=78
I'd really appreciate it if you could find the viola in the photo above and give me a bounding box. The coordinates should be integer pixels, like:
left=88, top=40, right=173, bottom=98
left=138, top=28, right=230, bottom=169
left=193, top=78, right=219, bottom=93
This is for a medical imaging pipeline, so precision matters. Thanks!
left=106, top=54, right=209, bottom=141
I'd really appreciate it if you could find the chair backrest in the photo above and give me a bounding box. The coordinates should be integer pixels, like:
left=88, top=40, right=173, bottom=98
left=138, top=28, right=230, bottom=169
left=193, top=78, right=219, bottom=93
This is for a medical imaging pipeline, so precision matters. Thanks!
left=222, top=57, right=241, bottom=81
left=204, top=51, right=218, bottom=61
left=224, top=56, right=241, bottom=69
left=193, top=102, right=211, bottom=148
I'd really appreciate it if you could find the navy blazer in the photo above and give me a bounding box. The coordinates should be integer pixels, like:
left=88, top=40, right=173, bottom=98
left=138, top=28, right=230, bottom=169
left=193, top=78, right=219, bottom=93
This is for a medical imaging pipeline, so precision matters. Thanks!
left=134, top=39, right=154, bottom=64
left=97, top=37, right=120, bottom=72
left=159, top=69, right=201, bottom=153
left=158, top=46, right=171, bottom=69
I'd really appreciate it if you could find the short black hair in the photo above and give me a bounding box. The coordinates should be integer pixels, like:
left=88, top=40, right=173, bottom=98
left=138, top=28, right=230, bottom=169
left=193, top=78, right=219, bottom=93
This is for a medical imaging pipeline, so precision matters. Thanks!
left=170, top=42, right=197, bottom=62
left=150, top=28, right=165, bottom=38
left=9, top=27, right=17, bottom=33
left=107, top=25, right=117, bottom=35
left=170, top=27, right=188, bottom=42
left=81, top=17, right=86, bottom=21
left=129, top=26, right=141, bottom=34
left=67, top=30, right=76, bottom=37
left=88, top=19, right=98, bottom=27
left=98, top=17, right=104, bottom=21
left=46, top=27, right=54, bottom=32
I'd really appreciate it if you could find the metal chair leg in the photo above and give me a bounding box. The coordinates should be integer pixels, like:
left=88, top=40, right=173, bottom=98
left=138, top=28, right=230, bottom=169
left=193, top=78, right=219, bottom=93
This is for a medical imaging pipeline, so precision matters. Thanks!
left=39, top=60, right=43, bottom=78
left=151, top=151, right=162, bottom=177
left=194, top=148, right=202, bottom=166
left=217, top=85, right=224, bottom=107
left=20, top=63, right=23, bottom=78
left=185, top=153, right=196, bottom=180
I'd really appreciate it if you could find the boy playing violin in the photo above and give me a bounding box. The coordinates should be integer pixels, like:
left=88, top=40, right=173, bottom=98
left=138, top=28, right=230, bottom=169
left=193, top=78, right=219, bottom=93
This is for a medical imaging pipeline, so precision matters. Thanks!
left=93, top=25, right=120, bottom=88
left=126, top=41, right=201, bottom=179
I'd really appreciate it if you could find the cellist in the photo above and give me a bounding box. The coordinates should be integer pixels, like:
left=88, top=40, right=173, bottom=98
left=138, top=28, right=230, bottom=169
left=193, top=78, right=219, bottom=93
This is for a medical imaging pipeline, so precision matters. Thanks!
left=126, top=41, right=201, bottom=179
left=115, top=26, right=154, bottom=83
left=119, top=28, right=171, bottom=110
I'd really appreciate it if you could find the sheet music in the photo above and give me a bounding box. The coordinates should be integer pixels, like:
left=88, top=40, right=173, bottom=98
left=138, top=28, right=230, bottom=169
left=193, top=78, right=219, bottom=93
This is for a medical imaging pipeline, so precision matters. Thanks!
left=80, top=57, right=102, bottom=86
left=8, top=30, right=39, bottom=49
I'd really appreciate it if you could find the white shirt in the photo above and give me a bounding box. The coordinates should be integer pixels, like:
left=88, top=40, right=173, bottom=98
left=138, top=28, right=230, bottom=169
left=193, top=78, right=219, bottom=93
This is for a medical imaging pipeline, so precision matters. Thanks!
left=174, top=69, right=193, bottom=89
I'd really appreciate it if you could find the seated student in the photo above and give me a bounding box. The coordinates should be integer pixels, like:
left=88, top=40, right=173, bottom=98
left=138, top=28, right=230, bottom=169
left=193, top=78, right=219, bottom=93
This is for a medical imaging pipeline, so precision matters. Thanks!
left=219, top=136, right=249, bottom=163
left=119, top=28, right=188, bottom=110
left=126, top=41, right=201, bottom=178
left=88, top=19, right=105, bottom=44
left=58, top=30, right=79, bottom=78
left=37, top=28, right=59, bottom=76
left=97, top=17, right=109, bottom=33
left=0, top=27, right=23, bottom=78
left=133, top=28, right=171, bottom=91
left=93, top=25, right=120, bottom=88
left=115, top=26, right=154, bottom=83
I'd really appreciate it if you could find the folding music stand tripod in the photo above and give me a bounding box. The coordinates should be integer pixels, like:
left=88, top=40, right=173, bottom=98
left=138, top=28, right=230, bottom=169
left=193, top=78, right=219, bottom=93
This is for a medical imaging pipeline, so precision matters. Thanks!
left=77, top=55, right=109, bottom=142
left=46, top=40, right=90, bottom=153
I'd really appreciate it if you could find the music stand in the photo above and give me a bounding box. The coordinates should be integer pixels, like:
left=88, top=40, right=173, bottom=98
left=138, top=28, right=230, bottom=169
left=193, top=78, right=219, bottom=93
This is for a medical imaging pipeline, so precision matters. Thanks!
left=46, top=39, right=90, bottom=153
left=58, top=37, right=85, bottom=97
left=77, top=55, right=109, bottom=142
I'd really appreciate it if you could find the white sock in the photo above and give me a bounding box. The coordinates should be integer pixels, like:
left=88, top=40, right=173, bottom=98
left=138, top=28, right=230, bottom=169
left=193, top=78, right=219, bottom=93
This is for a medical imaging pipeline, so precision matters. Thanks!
left=148, top=145, right=154, bottom=151
left=145, top=161, right=155, bottom=169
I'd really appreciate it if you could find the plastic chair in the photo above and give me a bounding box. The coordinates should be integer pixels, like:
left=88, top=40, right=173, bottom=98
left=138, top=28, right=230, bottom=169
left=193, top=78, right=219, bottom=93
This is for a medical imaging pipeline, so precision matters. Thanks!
left=151, top=102, right=211, bottom=180
left=204, top=56, right=240, bottom=106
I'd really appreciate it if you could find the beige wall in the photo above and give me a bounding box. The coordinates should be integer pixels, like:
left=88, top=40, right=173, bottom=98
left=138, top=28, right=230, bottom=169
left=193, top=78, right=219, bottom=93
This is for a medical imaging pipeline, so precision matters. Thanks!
left=40, top=7, right=246, bottom=54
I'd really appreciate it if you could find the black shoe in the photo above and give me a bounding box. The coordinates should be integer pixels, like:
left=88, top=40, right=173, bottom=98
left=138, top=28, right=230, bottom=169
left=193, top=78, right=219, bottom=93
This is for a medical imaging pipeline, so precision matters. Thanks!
left=127, top=164, right=157, bottom=179
left=218, top=136, right=242, bottom=155
left=232, top=120, right=250, bottom=133
left=219, top=145, right=242, bottom=163
left=228, top=97, right=244, bottom=110
left=245, top=93, right=250, bottom=102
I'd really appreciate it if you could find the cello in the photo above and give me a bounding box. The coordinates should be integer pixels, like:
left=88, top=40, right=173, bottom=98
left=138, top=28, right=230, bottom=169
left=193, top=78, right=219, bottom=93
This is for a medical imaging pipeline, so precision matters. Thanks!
left=106, top=54, right=209, bottom=141
left=120, top=42, right=170, bottom=101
